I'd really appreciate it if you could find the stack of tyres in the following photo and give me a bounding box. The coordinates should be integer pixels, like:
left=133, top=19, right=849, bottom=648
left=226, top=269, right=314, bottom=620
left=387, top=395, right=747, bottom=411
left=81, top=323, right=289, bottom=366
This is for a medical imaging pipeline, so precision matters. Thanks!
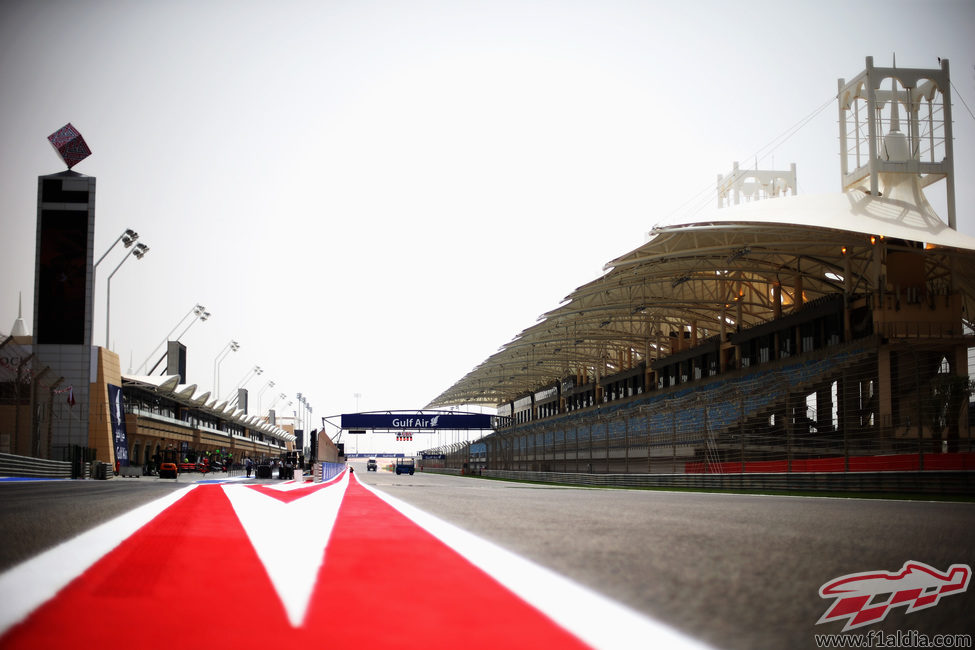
left=256, top=464, right=272, bottom=479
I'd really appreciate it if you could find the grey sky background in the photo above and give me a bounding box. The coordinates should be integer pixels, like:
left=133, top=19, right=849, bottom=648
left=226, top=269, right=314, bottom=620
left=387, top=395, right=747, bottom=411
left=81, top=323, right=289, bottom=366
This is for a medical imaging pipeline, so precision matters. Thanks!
left=1, top=0, right=974, bottom=452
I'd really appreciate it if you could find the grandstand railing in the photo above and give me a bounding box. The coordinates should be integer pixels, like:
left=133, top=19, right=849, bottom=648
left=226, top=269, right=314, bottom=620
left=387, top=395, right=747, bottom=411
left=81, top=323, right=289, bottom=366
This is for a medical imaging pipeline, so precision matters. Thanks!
left=449, top=338, right=974, bottom=481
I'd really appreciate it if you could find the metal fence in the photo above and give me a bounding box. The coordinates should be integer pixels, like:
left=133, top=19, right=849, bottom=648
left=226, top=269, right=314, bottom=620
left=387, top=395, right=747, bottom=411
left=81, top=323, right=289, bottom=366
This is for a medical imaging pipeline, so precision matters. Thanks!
left=0, top=335, right=68, bottom=462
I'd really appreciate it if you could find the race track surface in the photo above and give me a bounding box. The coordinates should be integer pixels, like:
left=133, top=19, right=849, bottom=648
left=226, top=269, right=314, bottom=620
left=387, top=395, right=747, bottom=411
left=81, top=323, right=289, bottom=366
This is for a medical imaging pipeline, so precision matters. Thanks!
left=0, top=466, right=972, bottom=649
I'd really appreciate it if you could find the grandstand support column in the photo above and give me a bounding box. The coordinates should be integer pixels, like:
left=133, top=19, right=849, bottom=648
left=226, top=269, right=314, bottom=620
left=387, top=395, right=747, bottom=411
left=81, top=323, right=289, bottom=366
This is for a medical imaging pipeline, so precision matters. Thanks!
left=840, top=370, right=850, bottom=471
left=624, top=413, right=630, bottom=473
left=739, top=388, right=746, bottom=473
left=672, top=409, right=678, bottom=474
left=785, top=391, right=795, bottom=472
left=873, top=241, right=884, bottom=312
left=576, top=422, right=581, bottom=473
left=817, top=385, right=833, bottom=440
left=795, top=269, right=804, bottom=311
left=773, top=284, right=782, bottom=361
left=645, top=406, right=652, bottom=474
left=877, top=345, right=894, bottom=443
left=719, top=309, right=729, bottom=373
left=795, top=319, right=802, bottom=360
left=587, top=420, right=594, bottom=473
left=843, top=255, right=853, bottom=342
left=953, top=344, right=970, bottom=452
left=563, top=423, right=568, bottom=471
left=702, top=403, right=710, bottom=473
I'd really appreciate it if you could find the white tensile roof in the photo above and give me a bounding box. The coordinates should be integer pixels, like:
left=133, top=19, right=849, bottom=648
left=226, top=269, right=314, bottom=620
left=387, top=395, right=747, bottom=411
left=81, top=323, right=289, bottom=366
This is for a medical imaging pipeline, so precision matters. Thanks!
left=427, top=180, right=975, bottom=408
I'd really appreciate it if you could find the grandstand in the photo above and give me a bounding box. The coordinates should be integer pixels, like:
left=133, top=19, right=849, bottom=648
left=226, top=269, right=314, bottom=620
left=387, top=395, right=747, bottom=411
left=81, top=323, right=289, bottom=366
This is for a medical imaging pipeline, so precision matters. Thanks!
left=425, top=56, right=975, bottom=481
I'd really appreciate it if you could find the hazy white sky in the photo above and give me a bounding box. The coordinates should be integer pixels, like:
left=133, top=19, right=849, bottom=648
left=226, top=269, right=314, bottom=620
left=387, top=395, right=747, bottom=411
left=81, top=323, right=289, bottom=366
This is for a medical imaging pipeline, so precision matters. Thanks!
left=2, top=0, right=974, bottom=453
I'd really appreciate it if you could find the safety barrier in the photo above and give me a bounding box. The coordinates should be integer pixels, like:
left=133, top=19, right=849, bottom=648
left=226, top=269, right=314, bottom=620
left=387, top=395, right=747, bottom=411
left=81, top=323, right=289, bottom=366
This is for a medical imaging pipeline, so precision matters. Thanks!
left=473, top=468, right=974, bottom=496
left=316, top=462, right=346, bottom=482
left=0, top=452, right=72, bottom=479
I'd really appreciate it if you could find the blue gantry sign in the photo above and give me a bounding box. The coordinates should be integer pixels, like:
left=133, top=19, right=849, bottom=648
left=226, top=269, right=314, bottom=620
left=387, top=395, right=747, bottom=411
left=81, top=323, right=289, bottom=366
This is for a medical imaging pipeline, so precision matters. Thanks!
left=340, top=412, right=493, bottom=430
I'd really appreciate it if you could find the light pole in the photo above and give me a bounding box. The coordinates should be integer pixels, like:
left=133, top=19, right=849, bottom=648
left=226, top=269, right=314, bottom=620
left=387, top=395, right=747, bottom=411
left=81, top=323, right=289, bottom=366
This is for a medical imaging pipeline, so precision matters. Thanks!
left=257, top=380, right=276, bottom=414
left=105, top=242, right=148, bottom=349
left=308, top=402, right=314, bottom=457
left=148, top=304, right=211, bottom=374
left=268, top=392, right=286, bottom=411
left=137, top=303, right=207, bottom=374
left=95, top=228, right=138, bottom=276
left=226, top=365, right=262, bottom=404
left=212, top=340, right=240, bottom=398
left=175, top=308, right=210, bottom=340
left=95, top=228, right=137, bottom=348
left=297, top=393, right=307, bottom=449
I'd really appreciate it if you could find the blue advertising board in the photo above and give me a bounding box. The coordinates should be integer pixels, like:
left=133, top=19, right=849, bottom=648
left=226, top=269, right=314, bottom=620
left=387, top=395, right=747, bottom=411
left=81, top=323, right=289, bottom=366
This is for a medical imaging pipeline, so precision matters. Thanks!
left=341, top=412, right=493, bottom=430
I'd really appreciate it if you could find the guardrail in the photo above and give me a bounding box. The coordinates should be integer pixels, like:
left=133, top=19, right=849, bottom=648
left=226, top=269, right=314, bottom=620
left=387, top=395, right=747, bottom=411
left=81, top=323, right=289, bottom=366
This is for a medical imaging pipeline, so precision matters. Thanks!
left=0, top=452, right=72, bottom=479
left=445, top=468, right=975, bottom=496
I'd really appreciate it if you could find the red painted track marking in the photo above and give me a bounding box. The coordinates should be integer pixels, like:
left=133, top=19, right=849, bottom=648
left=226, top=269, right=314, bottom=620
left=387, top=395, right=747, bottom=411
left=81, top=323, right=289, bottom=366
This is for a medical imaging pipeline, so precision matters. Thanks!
left=303, top=476, right=591, bottom=649
left=246, top=481, right=332, bottom=503
left=0, top=485, right=284, bottom=649
left=0, top=478, right=590, bottom=649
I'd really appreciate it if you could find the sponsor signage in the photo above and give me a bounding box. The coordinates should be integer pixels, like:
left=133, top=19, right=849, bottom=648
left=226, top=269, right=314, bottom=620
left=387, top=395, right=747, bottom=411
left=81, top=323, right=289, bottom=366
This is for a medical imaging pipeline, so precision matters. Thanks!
left=341, top=413, right=493, bottom=430
left=107, top=385, right=129, bottom=467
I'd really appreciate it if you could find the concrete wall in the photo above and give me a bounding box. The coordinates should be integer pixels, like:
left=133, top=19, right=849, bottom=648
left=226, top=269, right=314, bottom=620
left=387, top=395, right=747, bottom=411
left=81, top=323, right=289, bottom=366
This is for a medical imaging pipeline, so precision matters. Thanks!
left=88, top=347, right=121, bottom=463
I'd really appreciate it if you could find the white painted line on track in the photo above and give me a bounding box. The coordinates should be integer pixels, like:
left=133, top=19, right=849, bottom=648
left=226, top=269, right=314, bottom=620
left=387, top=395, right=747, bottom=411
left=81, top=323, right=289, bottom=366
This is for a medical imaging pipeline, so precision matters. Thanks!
left=355, top=475, right=713, bottom=650
left=222, top=471, right=349, bottom=627
left=0, top=484, right=199, bottom=636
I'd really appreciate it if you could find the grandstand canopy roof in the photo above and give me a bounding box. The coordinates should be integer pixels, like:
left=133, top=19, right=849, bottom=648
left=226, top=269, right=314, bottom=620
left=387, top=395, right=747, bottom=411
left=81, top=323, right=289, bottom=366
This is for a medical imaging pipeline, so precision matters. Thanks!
left=426, top=185, right=975, bottom=409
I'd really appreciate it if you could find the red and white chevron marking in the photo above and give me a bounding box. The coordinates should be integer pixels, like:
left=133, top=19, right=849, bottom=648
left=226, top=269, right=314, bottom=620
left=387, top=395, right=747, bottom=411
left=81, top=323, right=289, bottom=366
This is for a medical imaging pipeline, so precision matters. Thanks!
left=0, top=471, right=706, bottom=649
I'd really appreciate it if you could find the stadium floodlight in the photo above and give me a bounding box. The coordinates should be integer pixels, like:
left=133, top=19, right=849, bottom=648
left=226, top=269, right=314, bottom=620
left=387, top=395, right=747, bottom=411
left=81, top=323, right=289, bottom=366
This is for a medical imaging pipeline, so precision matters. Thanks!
left=105, top=242, right=149, bottom=349
left=138, top=303, right=209, bottom=374
left=213, top=340, right=240, bottom=396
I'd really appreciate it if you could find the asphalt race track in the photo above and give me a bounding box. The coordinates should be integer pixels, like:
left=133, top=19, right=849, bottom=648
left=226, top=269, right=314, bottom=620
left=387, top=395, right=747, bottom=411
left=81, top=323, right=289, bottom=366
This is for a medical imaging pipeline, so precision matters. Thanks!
left=356, top=464, right=975, bottom=648
left=0, top=466, right=973, bottom=649
left=0, top=479, right=185, bottom=572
